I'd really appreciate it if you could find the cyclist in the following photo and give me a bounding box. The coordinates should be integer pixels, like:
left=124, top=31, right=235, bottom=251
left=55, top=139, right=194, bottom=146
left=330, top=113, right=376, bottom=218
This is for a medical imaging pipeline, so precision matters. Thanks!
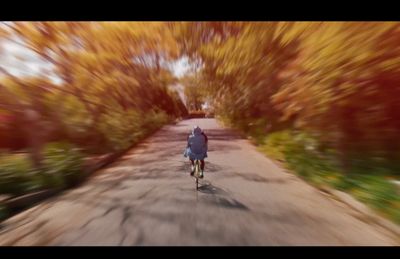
left=184, top=126, right=208, bottom=178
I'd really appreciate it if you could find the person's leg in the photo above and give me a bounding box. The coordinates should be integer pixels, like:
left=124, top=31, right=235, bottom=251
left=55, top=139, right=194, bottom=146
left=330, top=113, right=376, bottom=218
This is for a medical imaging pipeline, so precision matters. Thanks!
left=190, top=159, right=195, bottom=175
left=198, top=160, right=205, bottom=178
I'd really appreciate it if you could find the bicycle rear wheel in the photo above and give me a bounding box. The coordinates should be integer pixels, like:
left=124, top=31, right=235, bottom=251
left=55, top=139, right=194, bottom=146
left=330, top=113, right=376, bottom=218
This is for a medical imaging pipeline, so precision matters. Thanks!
left=195, top=160, right=200, bottom=190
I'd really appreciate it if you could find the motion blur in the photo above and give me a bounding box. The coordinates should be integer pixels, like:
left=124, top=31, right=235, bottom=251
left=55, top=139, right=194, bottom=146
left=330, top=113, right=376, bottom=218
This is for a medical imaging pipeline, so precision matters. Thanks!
left=0, top=22, right=399, bottom=245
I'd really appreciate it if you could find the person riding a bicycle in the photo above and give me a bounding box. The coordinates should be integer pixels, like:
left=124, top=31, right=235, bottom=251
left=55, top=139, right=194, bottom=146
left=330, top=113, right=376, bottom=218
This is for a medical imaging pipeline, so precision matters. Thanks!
left=184, top=126, right=208, bottom=178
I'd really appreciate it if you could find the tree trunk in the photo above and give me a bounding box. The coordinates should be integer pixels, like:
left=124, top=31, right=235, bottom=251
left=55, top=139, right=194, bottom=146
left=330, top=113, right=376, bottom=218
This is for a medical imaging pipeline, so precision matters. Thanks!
left=23, top=109, right=44, bottom=169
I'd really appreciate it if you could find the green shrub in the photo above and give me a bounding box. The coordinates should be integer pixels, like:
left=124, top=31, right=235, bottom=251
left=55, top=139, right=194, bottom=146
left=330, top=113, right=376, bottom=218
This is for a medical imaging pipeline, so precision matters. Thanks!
left=141, top=110, right=170, bottom=133
left=345, top=175, right=399, bottom=209
left=98, top=109, right=142, bottom=151
left=60, top=95, right=93, bottom=137
left=261, top=130, right=294, bottom=161
left=258, top=129, right=400, bottom=224
left=0, top=153, right=41, bottom=195
left=97, top=108, right=170, bottom=152
left=333, top=173, right=400, bottom=223
left=244, top=118, right=268, bottom=144
left=262, top=130, right=335, bottom=179
left=0, top=142, right=84, bottom=195
left=41, top=142, right=84, bottom=189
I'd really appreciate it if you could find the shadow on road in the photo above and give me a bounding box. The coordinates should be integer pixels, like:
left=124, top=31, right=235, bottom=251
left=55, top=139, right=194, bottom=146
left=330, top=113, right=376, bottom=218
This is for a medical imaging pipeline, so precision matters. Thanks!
left=171, top=161, right=223, bottom=174
left=197, top=181, right=249, bottom=211
left=198, top=181, right=227, bottom=195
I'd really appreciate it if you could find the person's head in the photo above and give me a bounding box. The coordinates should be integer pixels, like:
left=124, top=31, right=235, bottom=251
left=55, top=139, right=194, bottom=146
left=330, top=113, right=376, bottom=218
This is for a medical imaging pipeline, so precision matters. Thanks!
left=193, top=125, right=202, bottom=136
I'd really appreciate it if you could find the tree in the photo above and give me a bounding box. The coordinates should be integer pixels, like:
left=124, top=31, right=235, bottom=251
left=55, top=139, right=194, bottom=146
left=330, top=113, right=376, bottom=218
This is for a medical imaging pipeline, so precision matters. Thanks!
left=181, top=75, right=206, bottom=111
left=174, top=21, right=400, bottom=173
left=0, top=22, right=187, bottom=160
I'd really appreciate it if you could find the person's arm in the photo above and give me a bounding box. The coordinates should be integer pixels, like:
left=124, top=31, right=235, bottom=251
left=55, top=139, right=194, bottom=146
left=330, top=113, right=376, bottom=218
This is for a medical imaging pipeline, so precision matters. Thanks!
left=202, top=132, right=208, bottom=143
left=202, top=132, right=208, bottom=151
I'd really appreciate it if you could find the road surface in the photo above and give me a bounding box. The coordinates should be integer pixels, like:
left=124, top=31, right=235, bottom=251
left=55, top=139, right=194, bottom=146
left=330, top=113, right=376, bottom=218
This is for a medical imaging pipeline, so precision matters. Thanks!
left=0, top=118, right=398, bottom=245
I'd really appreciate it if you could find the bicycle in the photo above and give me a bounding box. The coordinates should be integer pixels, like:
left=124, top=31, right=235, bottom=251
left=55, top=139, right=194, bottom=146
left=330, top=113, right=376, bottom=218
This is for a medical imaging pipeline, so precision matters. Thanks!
left=192, top=159, right=203, bottom=190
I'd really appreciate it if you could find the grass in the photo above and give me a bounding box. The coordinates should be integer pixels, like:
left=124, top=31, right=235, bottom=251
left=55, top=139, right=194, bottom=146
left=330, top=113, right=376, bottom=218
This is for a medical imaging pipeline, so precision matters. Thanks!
left=256, top=130, right=400, bottom=225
